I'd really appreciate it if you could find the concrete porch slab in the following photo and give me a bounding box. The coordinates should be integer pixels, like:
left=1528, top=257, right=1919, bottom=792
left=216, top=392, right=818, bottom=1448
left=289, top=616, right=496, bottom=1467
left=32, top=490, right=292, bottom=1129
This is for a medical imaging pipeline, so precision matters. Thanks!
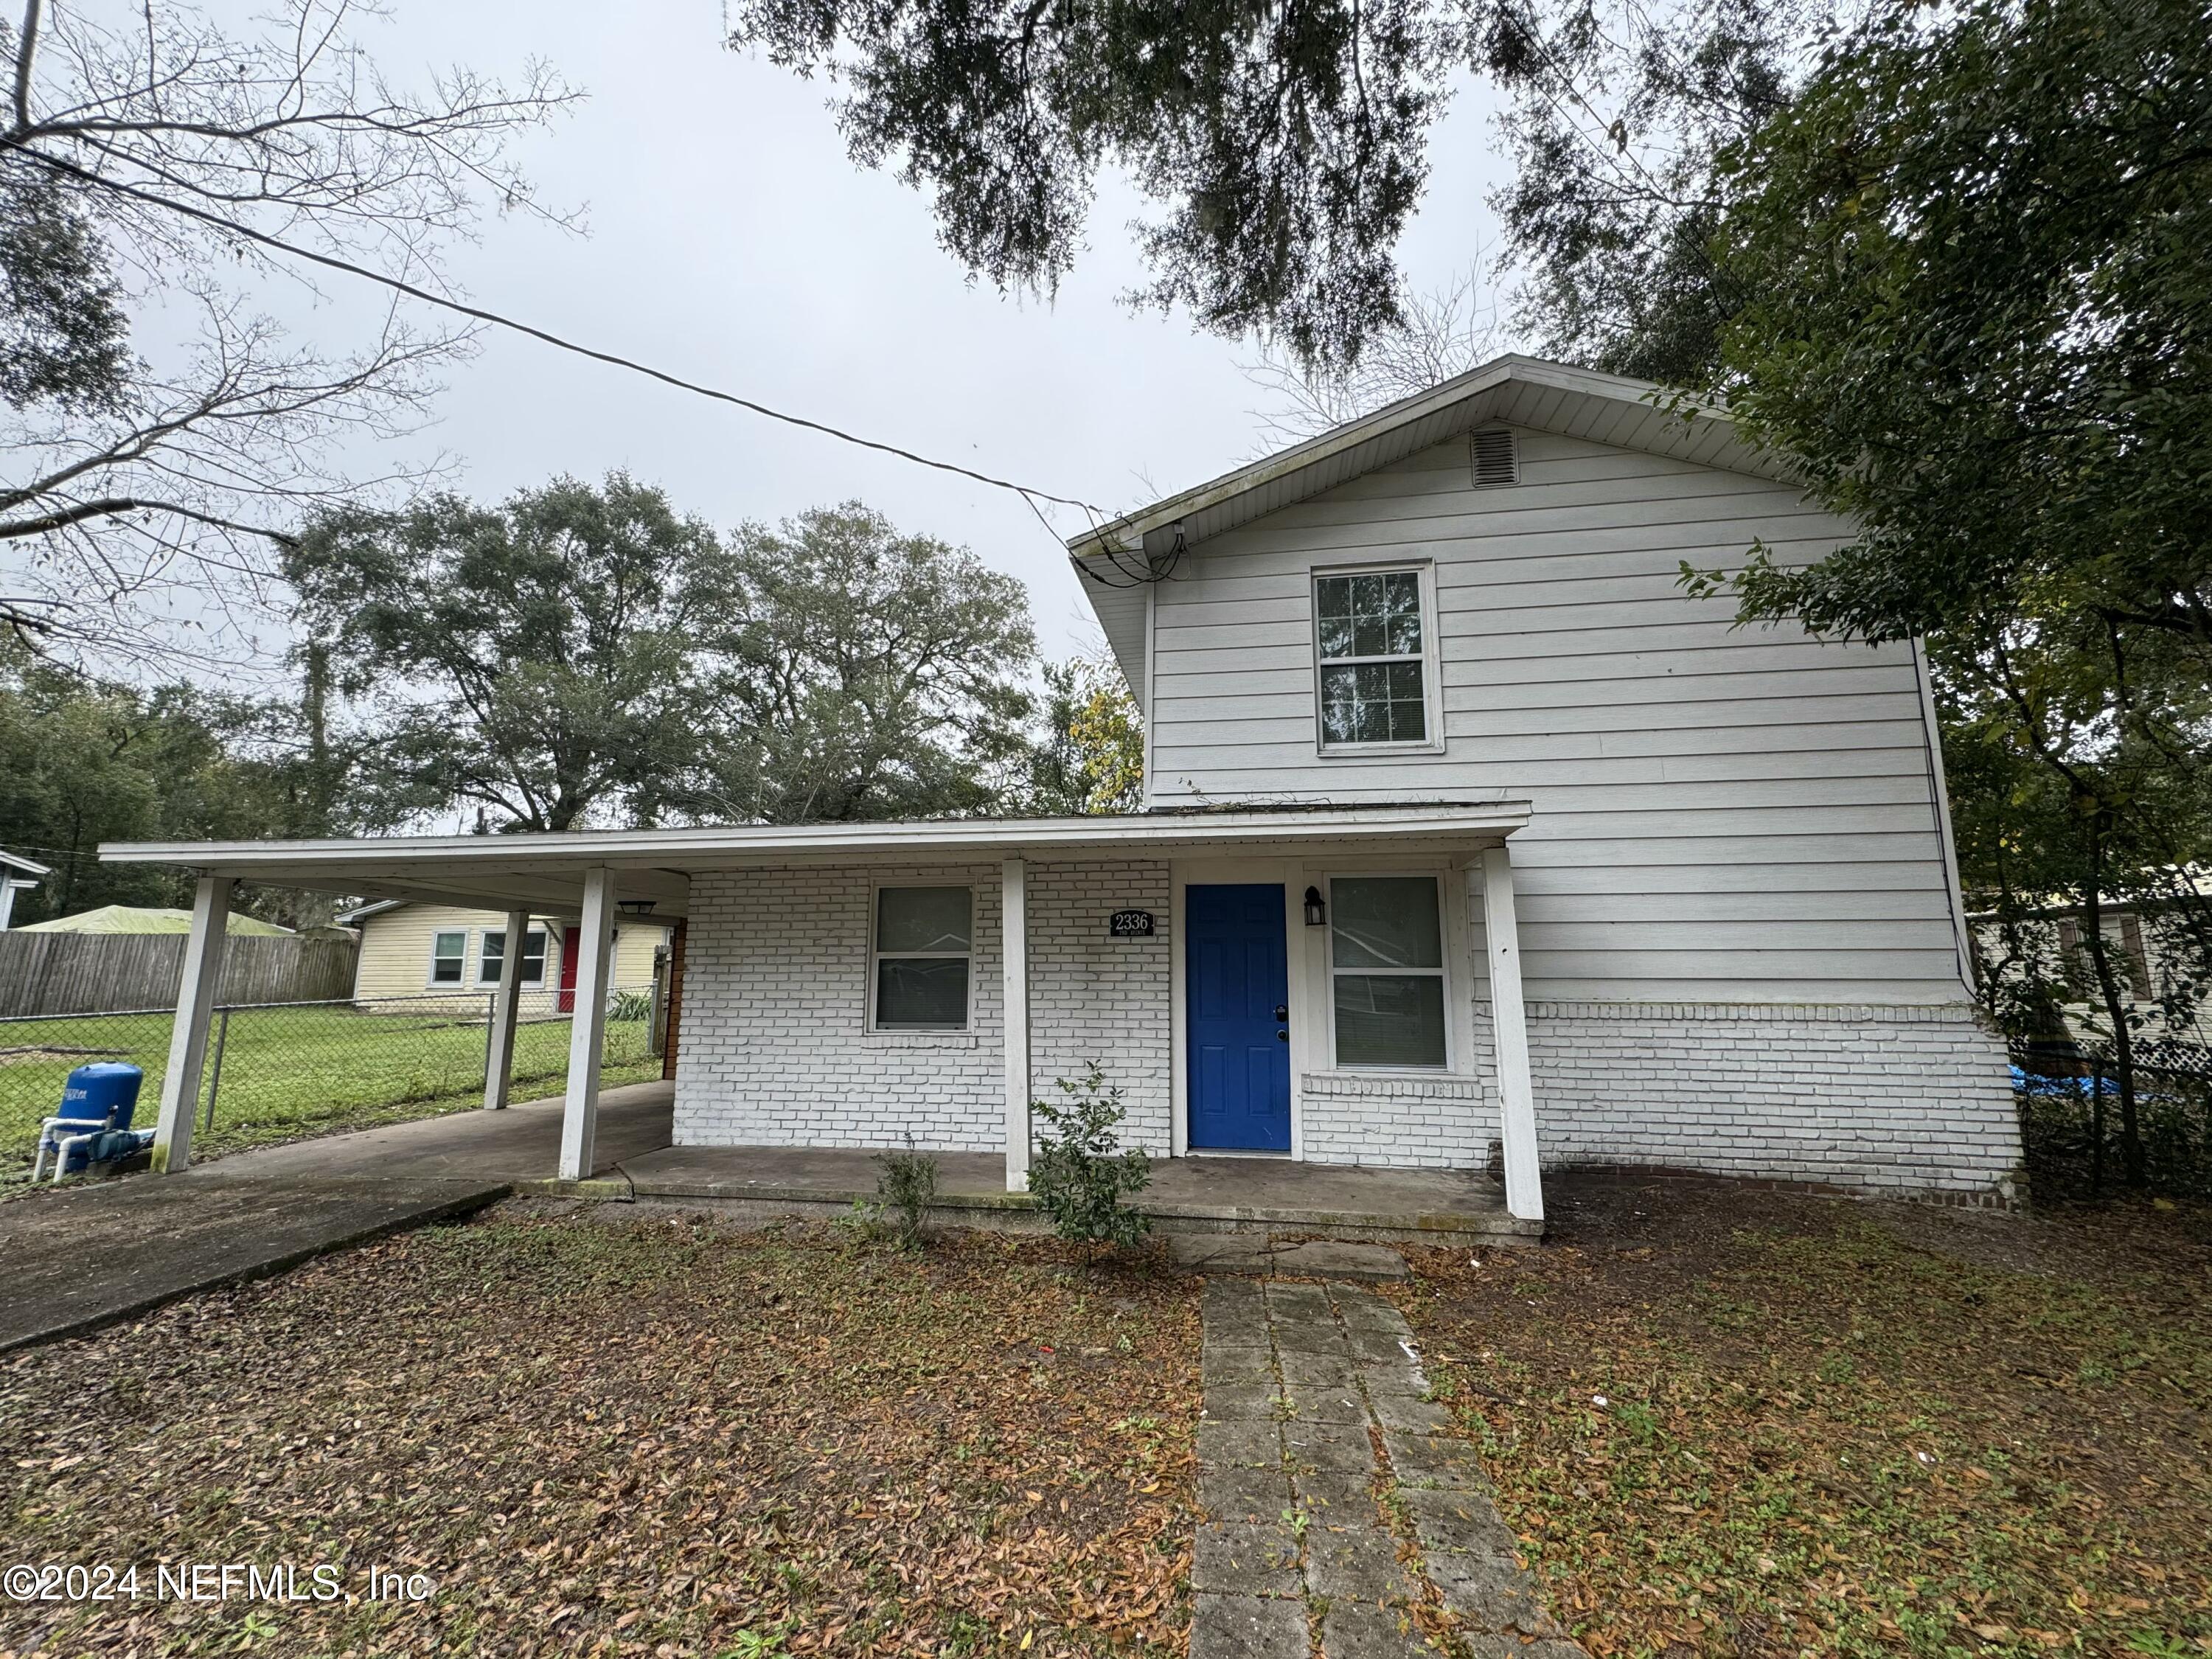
left=567, top=1142, right=1540, bottom=1243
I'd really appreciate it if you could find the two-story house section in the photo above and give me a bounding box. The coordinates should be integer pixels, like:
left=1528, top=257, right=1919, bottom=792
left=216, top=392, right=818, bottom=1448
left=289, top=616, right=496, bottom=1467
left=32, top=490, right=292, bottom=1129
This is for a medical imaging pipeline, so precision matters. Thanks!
left=1071, top=355, right=2020, bottom=1200
left=106, top=357, right=2023, bottom=1219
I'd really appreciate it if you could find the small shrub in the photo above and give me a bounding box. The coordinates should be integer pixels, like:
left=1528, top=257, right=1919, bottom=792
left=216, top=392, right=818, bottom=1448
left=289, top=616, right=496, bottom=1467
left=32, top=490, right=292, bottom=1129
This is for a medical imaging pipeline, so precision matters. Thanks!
left=608, top=988, right=653, bottom=1023
left=832, top=1197, right=887, bottom=1245
left=1029, top=1061, right=1152, bottom=1258
left=874, top=1134, right=939, bottom=1250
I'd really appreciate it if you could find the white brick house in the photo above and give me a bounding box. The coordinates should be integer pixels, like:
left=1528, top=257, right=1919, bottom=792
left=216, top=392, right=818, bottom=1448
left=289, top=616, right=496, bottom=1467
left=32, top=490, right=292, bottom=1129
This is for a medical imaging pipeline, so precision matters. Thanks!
left=105, top=356, right=2022, bottom=1217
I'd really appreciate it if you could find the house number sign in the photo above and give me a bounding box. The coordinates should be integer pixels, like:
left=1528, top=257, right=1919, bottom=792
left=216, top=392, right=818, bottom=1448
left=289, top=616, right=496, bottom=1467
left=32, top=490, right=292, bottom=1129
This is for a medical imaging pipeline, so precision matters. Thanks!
left=1107, top=909, right=1156, bottom=939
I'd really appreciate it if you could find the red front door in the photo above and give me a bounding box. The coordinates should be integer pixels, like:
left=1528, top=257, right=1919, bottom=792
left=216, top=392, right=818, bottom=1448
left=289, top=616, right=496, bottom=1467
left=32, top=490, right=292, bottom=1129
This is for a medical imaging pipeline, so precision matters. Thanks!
left=558, top=925, right=580, bottom=1012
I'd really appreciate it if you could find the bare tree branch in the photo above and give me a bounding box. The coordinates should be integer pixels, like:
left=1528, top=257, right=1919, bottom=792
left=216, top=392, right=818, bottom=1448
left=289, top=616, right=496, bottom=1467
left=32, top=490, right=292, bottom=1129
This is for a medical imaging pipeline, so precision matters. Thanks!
left=0, top=0, right=579, bottom=670
left=1242, top=266, right=1512, bottom=447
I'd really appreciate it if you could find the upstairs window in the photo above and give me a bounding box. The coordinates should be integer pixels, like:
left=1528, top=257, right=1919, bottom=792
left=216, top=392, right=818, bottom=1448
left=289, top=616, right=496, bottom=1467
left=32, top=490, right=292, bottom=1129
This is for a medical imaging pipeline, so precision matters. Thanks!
left=1329, top=876, right=1448, bottom=1068
left=428, top=930, right=467, bottom=986
left=872, top=886, right=973, bottom=1031
left=1315, top=568, right=1433, bottom=748
left=479, top=927, right=549, bottom=987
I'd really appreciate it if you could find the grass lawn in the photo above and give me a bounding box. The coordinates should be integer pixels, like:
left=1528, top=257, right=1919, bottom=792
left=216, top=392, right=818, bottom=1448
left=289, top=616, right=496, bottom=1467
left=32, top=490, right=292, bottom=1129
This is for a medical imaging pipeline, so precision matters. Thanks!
left=0, top=1208, right=1198, bottom=1658
left=0, top=1006, right=661, bottom=1174
left=1396, top=1179, right=2212, bottom=1659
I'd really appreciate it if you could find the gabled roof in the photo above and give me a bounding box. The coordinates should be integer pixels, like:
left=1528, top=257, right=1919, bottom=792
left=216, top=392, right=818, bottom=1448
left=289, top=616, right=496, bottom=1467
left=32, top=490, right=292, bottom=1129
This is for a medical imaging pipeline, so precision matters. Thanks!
left=1070, top=355, right=1772, bottom=709
left=335, top=898, right=404, bottom=926
left=335, top=897, right=568, bottom=927
left=18, top=904, right=290, bottom=936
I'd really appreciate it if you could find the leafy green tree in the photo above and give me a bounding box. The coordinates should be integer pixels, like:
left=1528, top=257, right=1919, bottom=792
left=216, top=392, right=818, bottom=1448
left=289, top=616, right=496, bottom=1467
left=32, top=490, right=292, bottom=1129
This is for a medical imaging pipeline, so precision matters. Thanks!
left=0, top=173, right=129, bottom=412
left=0, top=642, right=338, bottom=924
left=1684, top=0, right=2212, bottom=1184
left=725, top=0, right=1450, bottom=366
left=1029, top=657, right=1145, bottom=815
left=1475, top=0, right=1831, bottom=383
left=723, top=0, right=1832, bottom=375
left=1705, top=0, right=2210, bottom=658
left=693, top=504, right=1038, bottom=824
left=288, top=474, right=729, bottom=833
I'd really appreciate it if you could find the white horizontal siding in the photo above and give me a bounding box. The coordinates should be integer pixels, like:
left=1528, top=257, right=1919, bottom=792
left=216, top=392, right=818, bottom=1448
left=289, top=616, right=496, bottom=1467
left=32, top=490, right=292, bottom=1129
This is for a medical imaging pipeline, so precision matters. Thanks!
left=1146, top=425, right=1964, bottom=1004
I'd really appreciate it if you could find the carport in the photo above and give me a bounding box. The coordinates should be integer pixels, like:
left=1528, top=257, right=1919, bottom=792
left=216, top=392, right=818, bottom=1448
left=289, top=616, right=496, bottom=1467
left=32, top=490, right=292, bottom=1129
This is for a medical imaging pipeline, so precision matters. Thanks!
left=102, top=832, right=699, bottom=1183
left=102, top=802, right=1548, bottom=1225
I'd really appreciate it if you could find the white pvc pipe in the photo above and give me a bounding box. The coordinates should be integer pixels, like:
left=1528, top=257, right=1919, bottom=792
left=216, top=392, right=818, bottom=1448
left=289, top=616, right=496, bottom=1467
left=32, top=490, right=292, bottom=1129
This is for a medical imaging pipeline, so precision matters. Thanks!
left=31, top=1116, right=108, bottom=1183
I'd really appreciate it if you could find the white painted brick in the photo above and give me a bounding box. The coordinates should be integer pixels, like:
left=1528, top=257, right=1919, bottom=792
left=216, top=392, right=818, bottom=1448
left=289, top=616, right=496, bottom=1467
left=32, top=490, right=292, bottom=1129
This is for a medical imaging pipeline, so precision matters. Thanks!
left=674, top=861, right=1173, bottom=1155
left=672, top=866, right=2023, bottom=1201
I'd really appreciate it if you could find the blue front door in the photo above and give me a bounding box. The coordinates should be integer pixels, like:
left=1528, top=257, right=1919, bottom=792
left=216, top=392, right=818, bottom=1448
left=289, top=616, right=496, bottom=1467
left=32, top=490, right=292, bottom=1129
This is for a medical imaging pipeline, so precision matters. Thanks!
left=1186, top=883, right=1291, bottom=1151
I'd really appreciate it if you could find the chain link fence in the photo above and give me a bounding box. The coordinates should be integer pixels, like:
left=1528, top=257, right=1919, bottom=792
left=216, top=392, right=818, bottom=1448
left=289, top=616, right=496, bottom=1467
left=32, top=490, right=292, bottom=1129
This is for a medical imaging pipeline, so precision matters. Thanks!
left=2011, top=1032, right=2212, bottom=1199
left=1, top=984, right=665, bottom=1175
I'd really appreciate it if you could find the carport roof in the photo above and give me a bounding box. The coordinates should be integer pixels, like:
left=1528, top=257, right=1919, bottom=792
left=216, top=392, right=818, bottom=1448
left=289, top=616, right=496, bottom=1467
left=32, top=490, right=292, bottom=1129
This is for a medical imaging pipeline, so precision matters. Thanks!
left=101, top=801, right=1532, bottom=919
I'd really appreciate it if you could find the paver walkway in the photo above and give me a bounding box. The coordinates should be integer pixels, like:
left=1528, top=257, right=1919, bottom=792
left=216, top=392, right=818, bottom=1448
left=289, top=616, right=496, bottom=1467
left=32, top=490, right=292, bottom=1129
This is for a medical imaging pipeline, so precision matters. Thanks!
left=1194, top=1276, right=1587, bottom=1659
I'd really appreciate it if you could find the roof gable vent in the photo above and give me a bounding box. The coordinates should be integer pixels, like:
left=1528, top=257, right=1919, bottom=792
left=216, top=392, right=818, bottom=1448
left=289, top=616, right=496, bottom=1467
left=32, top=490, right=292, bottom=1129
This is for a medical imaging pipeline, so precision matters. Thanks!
left=1470, top=427, right=1518, bottom=488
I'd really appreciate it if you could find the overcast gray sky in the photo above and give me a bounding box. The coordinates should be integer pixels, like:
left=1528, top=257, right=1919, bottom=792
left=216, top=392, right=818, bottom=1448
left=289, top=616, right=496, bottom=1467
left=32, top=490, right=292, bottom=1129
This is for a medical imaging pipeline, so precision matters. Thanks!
left=257, top=0, right=1517, bottom=661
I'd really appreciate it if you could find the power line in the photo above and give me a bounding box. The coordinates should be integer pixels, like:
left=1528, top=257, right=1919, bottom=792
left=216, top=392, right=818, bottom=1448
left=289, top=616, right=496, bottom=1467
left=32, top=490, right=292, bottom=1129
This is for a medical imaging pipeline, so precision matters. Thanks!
left=16, top=148, right=1107, bottom=524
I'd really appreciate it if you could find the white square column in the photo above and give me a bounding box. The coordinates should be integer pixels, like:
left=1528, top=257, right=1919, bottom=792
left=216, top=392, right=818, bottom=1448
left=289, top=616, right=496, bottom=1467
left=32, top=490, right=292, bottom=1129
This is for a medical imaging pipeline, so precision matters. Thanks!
left=1480, top=844, right=1545, bottom=1223
left=482, top=907, right=531, bottom=1110
left=559, top=869, right=617, bottom=1182
left=1001, top=856, right=1031, bottom=1192
left=151, top=874, right=234, bottom=1174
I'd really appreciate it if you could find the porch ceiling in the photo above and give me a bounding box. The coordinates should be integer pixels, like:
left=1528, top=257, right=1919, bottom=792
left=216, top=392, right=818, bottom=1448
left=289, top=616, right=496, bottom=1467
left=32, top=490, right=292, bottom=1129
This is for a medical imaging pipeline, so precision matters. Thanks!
left=100, top=801, right=1534, bottom=919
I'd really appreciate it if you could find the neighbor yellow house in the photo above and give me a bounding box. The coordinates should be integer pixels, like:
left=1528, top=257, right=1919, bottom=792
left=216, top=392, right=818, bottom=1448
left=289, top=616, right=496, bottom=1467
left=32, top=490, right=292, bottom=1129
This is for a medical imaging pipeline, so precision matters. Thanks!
left=338, top=900, right=669, bottom=1009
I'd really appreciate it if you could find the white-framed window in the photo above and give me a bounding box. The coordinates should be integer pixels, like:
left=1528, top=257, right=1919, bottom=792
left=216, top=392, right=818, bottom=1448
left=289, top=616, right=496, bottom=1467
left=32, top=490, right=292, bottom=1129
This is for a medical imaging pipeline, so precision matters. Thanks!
left=428, top=929, right=468, bottom=987
left=479, top=926, right=549, bottom=987
left=1313, top=564, right=1439, bottom=751
left=1326, top=874, right=1449, bottom=1069
left=871, top=885, right=973, bottom=1032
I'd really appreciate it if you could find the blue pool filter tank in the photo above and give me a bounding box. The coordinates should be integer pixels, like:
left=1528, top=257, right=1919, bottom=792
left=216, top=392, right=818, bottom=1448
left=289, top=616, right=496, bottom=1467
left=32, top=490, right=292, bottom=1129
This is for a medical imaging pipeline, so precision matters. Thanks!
left=49, top=1062, right=145, bottom=1172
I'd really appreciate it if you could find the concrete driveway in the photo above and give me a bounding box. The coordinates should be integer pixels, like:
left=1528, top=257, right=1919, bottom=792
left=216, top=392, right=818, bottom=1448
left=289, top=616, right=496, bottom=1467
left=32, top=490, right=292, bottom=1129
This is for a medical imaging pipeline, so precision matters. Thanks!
left=1, top=1082, right=673, bottom=1352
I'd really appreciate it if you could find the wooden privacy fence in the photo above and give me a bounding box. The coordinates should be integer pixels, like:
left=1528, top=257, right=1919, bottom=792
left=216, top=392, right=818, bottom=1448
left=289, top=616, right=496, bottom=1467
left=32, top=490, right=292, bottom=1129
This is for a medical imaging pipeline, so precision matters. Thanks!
left=0, top=933, right=358, bottom=1018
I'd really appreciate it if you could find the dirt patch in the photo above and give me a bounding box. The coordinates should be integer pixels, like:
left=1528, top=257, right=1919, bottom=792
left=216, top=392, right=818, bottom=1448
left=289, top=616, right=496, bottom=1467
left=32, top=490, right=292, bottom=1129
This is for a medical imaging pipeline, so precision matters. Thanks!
left=0, top=1211, right=1199, bottom=1657
left=1394, top=1176, right=2212, bottom=1658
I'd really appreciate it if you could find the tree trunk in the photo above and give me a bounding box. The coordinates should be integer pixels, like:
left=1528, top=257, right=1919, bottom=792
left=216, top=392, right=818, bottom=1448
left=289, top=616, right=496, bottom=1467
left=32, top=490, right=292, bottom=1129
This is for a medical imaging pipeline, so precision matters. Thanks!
left=2080, top=868, right=2145, bottom=1187
left=2088, top=1057, right=2107, bottom=1195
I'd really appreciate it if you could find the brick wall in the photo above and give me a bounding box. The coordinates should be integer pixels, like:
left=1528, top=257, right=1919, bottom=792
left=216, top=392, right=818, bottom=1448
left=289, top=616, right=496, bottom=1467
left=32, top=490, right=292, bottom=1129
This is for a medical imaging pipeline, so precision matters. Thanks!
left=1299, top=1072, right=1492, bottom=1168
left=675, top=863, right=1006, bottom=1151
left=675, top=863, right=2023, bottom=1200
left=1026, top=860, right=1173, bottom=1153
left=1518, top=1001, right=2023, bottom=1200
left=673, top=860, right=1175, bottom=1154
left=1295, top=1001, right=2018, bottom=1200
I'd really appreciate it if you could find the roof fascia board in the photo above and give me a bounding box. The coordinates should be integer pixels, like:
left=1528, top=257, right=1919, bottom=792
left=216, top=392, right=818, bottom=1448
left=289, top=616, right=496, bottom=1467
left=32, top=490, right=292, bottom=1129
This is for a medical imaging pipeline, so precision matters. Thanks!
left=100, top=803, right=1534, bottom=877
left=1068, top=354, right=1751, bottom=562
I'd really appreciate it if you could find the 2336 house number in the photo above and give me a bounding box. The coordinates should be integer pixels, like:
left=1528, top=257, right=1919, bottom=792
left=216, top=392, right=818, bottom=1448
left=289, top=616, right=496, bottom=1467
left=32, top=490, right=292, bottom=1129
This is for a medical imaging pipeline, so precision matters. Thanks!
left=1107, top=909, right=1155, bottom=939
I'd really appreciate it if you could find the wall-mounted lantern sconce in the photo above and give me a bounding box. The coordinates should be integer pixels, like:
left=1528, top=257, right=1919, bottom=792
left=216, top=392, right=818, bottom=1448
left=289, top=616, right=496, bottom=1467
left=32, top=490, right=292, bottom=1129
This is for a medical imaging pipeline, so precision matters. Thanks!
left=1303, top=886, right=1326, bottom=927
left=616, top=897, right=658, bottom=919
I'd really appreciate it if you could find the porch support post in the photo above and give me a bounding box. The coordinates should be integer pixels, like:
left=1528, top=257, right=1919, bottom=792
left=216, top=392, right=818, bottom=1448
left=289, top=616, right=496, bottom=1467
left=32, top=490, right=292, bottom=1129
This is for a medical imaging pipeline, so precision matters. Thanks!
left=559, top=869, right=616, bottom=1181
left=151, top=873, right=233, bottom=1174
left=1001, top=856, right=1031, bottom=1192
left=1479, top=844, right=1545, bottom=1223
left=483, top=907, right=530, bottom=1110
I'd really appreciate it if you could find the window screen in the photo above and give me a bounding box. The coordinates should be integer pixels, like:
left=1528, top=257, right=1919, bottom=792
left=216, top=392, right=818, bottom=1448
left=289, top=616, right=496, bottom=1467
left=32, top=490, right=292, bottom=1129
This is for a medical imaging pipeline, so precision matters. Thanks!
left=479, top=928, right=548, bottom=986
left=1329, top=877, right=1447, bottom=1068
left=1316, top=570, right=1428, bottom=746
left=429, top=930, right=467, bottom=985
left=874, top=886, right=973, bottom=1029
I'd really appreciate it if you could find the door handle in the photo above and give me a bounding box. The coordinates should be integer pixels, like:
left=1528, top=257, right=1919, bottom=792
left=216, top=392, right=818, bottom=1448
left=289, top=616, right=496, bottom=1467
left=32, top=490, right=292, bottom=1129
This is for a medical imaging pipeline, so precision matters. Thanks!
left=1273, top=1005, right=1289, bottom=1021
left=1276, top=1029, right=1289, bottom=1041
